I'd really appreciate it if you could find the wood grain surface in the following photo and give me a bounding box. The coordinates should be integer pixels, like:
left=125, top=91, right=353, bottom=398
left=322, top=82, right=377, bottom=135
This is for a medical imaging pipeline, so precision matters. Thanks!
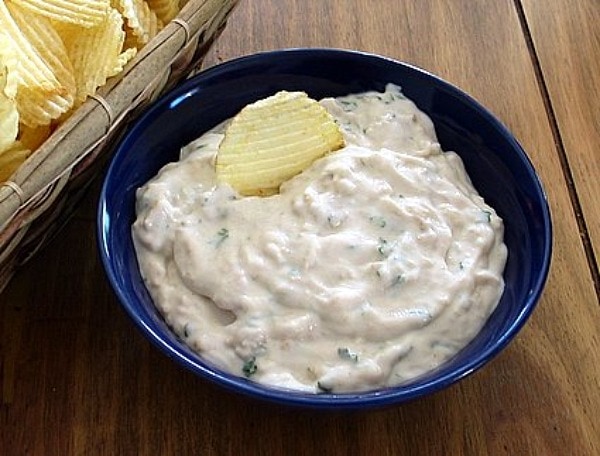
left=2, top=1, right=599, bottom=455
left=521, top=0, right=600, bottom=272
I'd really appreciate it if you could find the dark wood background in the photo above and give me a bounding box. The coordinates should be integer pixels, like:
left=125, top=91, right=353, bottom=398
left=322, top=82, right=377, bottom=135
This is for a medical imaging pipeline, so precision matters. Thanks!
left=2, top=0, right=599, bottom=454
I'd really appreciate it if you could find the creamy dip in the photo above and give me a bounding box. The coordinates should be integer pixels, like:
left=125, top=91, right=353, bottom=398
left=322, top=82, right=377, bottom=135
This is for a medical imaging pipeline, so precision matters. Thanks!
left=132, top=84, right=507, bottom=393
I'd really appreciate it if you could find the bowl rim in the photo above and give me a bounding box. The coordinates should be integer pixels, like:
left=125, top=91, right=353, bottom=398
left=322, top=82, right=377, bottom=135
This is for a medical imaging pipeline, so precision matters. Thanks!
left=98, top=47, right=553, bottom=409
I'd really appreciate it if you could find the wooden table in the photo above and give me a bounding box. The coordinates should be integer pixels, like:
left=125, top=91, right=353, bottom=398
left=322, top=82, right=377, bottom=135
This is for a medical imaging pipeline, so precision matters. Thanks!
left=2, top=1, right=599, bottom=454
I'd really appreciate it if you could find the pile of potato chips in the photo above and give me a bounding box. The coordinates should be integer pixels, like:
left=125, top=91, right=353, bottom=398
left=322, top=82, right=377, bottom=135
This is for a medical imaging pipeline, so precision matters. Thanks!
left=0, top=0, right=183, bottom=182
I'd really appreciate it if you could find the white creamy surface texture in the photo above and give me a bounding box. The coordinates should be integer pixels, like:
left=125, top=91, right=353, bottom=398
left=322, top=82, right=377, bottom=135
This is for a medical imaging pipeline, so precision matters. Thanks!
left=132, top=84, right=507, bottom=393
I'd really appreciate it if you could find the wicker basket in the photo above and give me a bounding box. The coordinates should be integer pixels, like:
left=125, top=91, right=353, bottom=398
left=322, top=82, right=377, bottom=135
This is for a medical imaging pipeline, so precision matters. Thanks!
left=0, top=0, right=239, bottom=293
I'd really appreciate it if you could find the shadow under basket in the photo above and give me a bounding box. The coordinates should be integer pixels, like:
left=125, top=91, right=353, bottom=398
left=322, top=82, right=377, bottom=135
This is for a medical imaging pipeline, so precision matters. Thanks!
left=0, top=0, right=239, bottom=293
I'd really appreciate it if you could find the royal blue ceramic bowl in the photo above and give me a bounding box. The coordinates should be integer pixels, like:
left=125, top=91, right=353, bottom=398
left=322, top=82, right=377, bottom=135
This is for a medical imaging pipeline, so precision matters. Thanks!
left=98, top=48, right=552, bottom=409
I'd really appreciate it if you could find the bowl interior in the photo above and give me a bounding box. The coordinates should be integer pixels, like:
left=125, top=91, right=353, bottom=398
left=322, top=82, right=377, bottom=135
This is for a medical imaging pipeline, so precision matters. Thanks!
left=98, top=48, right=551, bottom=408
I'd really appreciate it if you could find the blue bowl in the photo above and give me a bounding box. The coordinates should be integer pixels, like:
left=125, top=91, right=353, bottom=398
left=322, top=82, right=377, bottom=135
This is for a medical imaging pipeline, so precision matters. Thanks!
left=98, top=48, right=552, bottom=409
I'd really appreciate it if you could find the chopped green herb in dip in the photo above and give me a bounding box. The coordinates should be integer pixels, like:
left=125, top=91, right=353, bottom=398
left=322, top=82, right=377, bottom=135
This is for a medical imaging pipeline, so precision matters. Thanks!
left=242, top=357, right=258, bottom=377
left=337, top=347, right=359, bottom=363
left=212, top=227, right=229, bottom=247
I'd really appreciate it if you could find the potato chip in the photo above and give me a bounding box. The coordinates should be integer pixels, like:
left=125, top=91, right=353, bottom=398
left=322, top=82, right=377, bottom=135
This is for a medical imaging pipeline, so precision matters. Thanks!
left=5, top=2, right=76, bottom=126
left=8, top=0, right=110, bottom=28
left=146, top=0, right=179, bottom=24
left=113, top=47, right=138, bottom=77
left=216, top=91, right=345, bottom=196
left=0, top=35, right=19, bottom=99
left=0, top=2, right=73, bottom=126
left=0, top=142, right=31, bottom=182
left=17, top=123, right=52, bottom=151
left=122, top=26, right=141, bottom=51
left=0, top=65, right=19, bottom=153
left=114, top=0, right=162, bottom=49
left=60, top=8, right=125, bottom=103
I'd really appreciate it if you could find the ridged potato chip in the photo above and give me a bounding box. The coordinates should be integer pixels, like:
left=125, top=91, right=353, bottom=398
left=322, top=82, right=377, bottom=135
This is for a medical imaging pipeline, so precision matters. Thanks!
left=216, top=91, right=345, bottom=196
left=17, top=123, right=52, bottom=151
left=114, top=0, right=162, bottom=49
left=0, top=35, right=19, bottom=99
left=0, top=142, right=30, bottom=182
left=6, top=1, right=76, bottom=126
left=59, top=8, right=125, bottom=103
left=0, top=2, right=73, bottom=126
left=114, top=47, right=138, bottom=74
left=9, top=0, right=110, bottom=28
left=146, top=0, right=179, bottom=24
left=0, top=64, right=19, bottom=153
